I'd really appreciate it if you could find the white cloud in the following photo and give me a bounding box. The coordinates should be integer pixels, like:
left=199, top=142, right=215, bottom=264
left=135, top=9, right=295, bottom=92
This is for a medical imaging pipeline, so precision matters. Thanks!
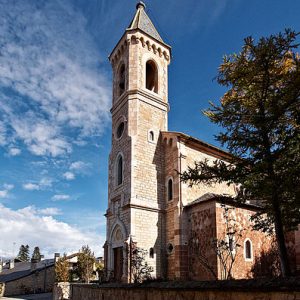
left=63, top=172, right=75, bottom=180
left=9, top=115, right=71, bottom=157
left=22, top=183, right=40, bottom=191
left=0, top=190, right=8, bottom=198
left=0, top=121, right=6, bottom=146
left=0, top=183, right=14, bottom=198
left=8, top=147, right=21, bottom=156
left=22, top=177, right=53, bottom=191
left=0, top=0, right=110, bottom=157
left=52, top=194, right=70, bottom=201
left=0, top=204, right=103, bottom=258
left=62, top=161, right=90, bottom=181
left=3, top=183, right=14, bottom=190
left=70, top=161, right=89, bottom=171
left=38, top=207, right=62, bottom=216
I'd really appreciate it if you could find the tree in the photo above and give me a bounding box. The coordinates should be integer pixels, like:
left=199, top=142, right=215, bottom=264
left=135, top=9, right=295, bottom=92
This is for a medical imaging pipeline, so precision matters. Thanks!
left=181, top=29, right=300, bottom=277
left=131, top=246, right=153, bottom=283
left=55, top=254, right=70, bottom=282
left=76, top=245, right=95, bottom=283
left=17, top=245, right=30, bottom=262
left=31, top=246, right=41, bottom=262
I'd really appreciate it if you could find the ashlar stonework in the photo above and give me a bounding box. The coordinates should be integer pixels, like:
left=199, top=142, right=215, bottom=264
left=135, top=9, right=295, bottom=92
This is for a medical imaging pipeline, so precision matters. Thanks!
left=104, top=2, right=300, bottom=282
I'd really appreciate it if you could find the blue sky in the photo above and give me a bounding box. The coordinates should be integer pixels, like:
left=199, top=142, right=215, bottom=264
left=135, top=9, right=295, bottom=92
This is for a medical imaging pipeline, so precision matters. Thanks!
left=0, top=0, right=299, bottom=258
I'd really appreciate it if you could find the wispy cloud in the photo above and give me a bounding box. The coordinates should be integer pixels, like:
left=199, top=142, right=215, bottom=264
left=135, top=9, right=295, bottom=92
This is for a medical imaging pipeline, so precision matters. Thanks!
left=22, top=177, right=52, bottom=191
left=3, top=183, right=14, bottom=190
left=0, top=204, right=103, bottom=258
left=22, top=183, right=40, bottom=191
left=8, top=147, right=21, bottom=156
left=0, top=183, right=14, bottom=198
left=0, top=0, right=111, bottom=157
left=38, top=207, right=62, bottom=216
left=63, top=171, right=75, bottom=181
left=52, top=194, right=70, bottom=201
left=70, top=161, right=90, bottom=171
left=0, top=121, right=6, bottom=146
left=62, top=160, right=90, bottom=181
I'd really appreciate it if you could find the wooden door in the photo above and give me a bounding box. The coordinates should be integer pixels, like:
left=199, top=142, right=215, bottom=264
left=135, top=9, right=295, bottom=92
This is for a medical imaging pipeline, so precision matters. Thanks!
left=113, top=247, right=123, bottom=281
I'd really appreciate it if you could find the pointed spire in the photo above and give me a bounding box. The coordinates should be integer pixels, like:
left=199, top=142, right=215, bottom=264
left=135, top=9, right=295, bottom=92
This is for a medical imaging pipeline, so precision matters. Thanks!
left=128, top=1, right=164, bottom=43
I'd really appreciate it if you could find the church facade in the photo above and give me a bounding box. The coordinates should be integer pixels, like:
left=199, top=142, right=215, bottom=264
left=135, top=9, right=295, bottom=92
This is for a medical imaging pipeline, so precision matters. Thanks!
left=104, top=2, right=300, bottom=282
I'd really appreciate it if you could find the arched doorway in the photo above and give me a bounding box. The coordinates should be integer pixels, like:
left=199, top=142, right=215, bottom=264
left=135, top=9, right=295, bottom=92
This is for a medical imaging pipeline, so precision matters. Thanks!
left=111, top=225, right=125, bottom=281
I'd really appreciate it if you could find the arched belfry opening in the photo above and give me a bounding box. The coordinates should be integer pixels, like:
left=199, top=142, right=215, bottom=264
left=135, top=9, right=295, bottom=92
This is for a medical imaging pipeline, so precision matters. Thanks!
left=118, top=64, right=126, bottom=96
left=146, top=60, right=158, bottom=93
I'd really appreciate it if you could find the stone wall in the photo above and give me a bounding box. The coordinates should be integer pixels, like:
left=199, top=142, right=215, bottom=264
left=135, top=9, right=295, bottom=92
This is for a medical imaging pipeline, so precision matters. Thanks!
left=70, top=280, right=300, bottom=300
left=182, top=143, right=236, bottom=205
left=215, top=202, right=272, bottom=279
left=53, top=282, right=70, bottom=300
left=0, top=282, right=4, bottom=297
left=3, top=265, right=55, bottom=296
left=187, top=200, right=218, bottom=281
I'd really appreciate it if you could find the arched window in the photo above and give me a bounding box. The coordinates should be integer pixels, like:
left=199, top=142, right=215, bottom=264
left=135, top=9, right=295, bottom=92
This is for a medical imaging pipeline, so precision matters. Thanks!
left=118, top=64, right=125, bottom=96
left=149, top=130, right=154, bottom=142
left=116, top=155, right=123, bottom=186
left=146, top=60, right=158, bottom=93
left=149, top=247, right=154, bottom=258
left=168, top=178, right=173, bottom=201
left=116, top=121, right=125, bottom=139
left=245, top=239, right=252, bottom=260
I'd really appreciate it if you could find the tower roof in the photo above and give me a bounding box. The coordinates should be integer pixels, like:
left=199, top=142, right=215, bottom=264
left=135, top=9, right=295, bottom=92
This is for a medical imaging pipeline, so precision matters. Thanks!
left=128, top=2, right=164, bottom=43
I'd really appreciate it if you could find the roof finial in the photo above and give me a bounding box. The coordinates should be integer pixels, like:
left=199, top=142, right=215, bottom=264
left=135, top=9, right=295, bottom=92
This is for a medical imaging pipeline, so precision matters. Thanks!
left=136, top=1, right=146, bottom=10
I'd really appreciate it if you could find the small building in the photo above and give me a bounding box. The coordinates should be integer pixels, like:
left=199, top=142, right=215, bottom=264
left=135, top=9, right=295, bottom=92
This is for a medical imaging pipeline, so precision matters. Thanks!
left=0, top=258, right=54, bottom=297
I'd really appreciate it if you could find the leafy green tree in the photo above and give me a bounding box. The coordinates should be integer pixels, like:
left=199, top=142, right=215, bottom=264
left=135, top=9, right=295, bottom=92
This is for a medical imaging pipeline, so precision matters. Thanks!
left=31, top=246, right=41, bottom=262
left=181, top=29, right=300, bottom=277
left=76, top=245, right=95, bottom=283
left=55, top=254, right=70, bottom=282
left=17, top=245, right=30, bottom=262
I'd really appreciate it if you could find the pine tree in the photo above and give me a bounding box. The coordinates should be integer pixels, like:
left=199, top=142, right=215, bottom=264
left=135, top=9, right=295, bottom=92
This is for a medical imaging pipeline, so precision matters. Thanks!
left=31, top=246, right=41, bottom=262
left=17, top=244, right=30, bottom=262
left=181, top=29, right=300, bottom=277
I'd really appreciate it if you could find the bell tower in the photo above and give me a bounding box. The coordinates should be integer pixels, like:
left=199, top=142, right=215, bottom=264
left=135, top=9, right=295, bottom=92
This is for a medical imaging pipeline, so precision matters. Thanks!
left=104, top=2, right=171, bottom=282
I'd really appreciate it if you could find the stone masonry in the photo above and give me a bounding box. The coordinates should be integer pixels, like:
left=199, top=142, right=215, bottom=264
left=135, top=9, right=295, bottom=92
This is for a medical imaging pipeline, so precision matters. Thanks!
left=104, top=2, right=300, bottom=282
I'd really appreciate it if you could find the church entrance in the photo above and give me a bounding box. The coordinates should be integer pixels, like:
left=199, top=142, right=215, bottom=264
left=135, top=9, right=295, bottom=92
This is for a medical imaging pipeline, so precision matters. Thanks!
left=113, top=247, right=123, bottom=281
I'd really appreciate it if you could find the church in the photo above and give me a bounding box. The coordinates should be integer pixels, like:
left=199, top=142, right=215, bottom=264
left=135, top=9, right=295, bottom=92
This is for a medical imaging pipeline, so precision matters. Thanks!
left=104, top=2, right=300, bottom=282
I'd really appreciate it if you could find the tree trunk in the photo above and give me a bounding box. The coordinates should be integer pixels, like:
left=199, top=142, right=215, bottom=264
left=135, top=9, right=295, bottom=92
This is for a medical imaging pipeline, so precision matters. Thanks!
left=272, top=198, right=291, bottom=277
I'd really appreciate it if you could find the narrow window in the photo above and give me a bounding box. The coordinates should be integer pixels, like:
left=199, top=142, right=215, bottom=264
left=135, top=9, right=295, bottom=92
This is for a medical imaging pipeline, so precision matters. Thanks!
left=245, top=240, right=252, bottom=260
left=168, top=178, right=173, bottom=201
left=149, top=247, right=154, bottom=258
left=149, top=130, right=154, bottom=141
left=146, top=61, right=158, bottom=93
left=117, top=155, right=123, bottom=185
left=118, top=64, right=125, bottom=96
left=116, top=122, right=125, bottom=139
left=229, top=237, right=234, bottom=252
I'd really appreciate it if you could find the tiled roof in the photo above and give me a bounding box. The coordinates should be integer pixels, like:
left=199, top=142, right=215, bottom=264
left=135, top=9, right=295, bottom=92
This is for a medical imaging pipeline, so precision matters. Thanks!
left=128, top=2, right=163, bottom=43
left=185, top=193, right=262, bottom=210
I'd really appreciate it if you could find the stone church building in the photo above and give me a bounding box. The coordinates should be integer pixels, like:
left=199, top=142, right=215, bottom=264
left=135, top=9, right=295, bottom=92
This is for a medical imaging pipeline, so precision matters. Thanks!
left=104, top=2, right=300, bottom=282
